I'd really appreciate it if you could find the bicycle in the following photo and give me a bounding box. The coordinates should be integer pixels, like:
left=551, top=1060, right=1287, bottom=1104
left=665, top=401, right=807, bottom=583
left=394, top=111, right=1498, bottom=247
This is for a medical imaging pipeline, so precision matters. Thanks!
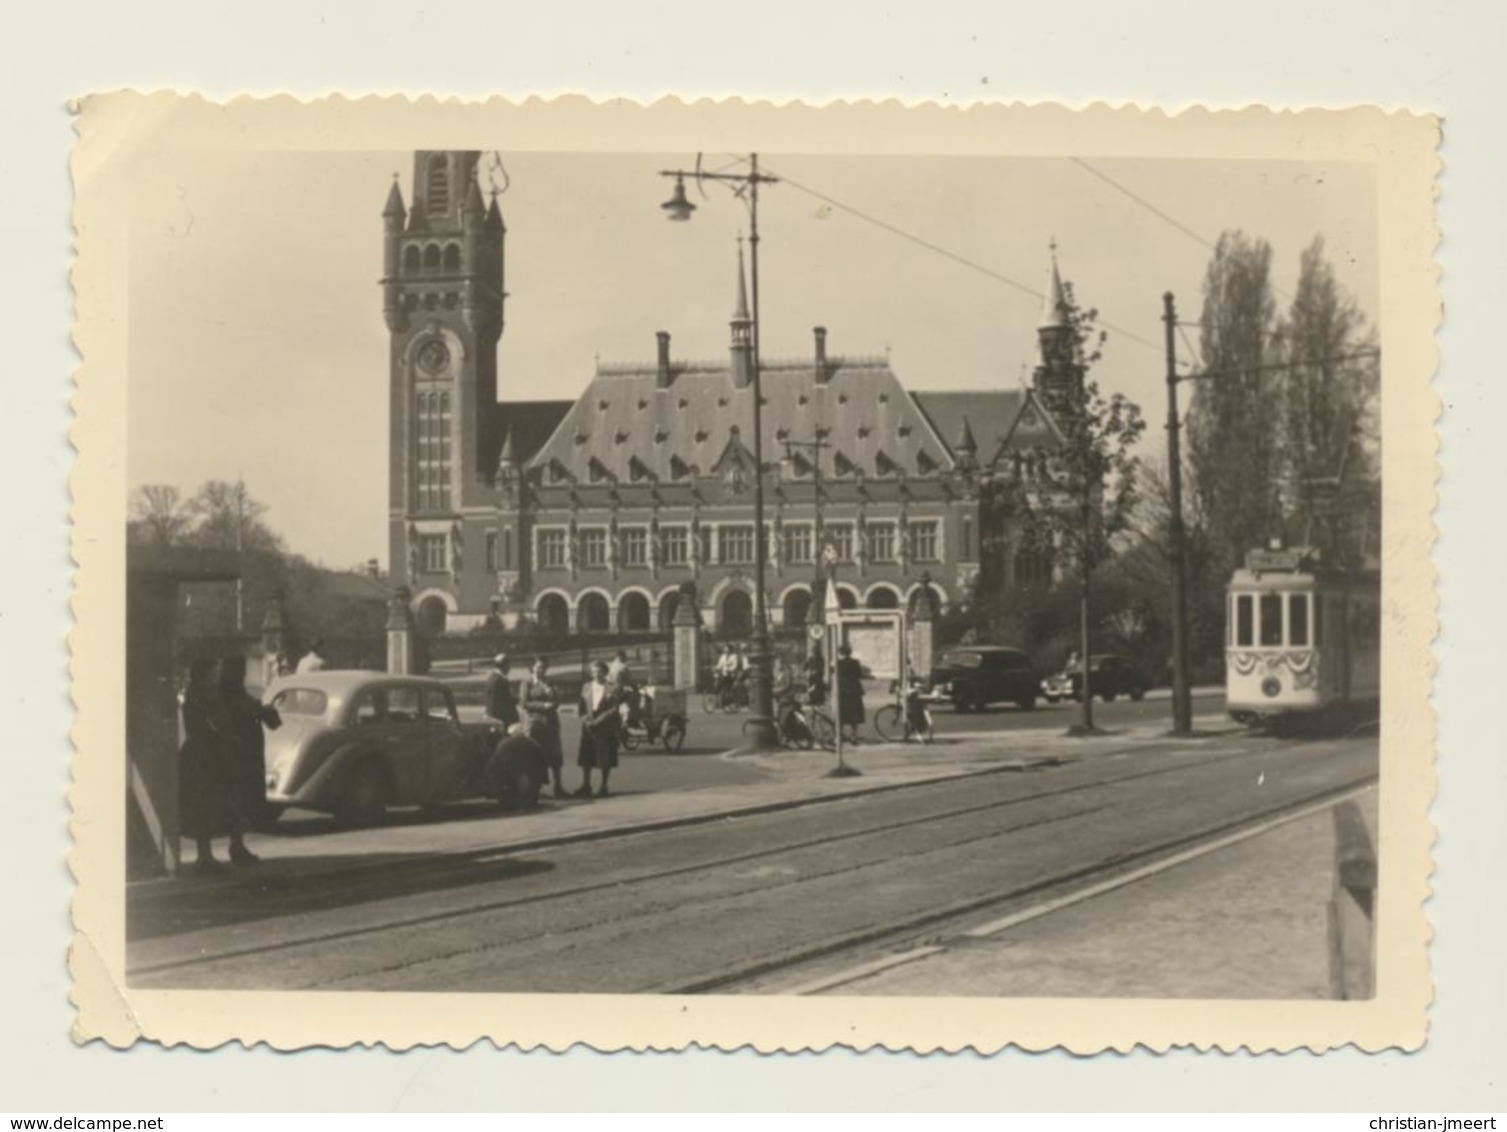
left=702, top=674, right=750, bottom=714
left=872, top=682, right=935, bottom=744
left=771, top=695, right=836, bottom=750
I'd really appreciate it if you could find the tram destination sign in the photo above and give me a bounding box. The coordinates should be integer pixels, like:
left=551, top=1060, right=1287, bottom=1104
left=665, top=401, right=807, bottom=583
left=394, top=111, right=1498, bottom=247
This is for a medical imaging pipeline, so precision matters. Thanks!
left=1245, top=546, right=1316, bottom=574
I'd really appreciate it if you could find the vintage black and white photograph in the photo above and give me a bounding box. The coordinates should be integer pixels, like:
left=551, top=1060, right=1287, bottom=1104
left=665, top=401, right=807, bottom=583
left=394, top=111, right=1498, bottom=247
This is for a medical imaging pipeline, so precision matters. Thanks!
left=70, top=95, right=1437, bottom=1052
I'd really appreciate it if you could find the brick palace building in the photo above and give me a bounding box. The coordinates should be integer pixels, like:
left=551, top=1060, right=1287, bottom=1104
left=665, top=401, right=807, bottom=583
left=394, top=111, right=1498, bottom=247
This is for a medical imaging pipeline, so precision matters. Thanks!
left=383, top=150, right=1083, bottom=638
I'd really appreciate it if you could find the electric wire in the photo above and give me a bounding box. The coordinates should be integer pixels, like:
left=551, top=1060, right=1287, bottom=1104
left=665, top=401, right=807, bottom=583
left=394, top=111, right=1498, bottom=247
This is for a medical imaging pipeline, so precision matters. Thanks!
left=726, top=155, right=1167, bottom=357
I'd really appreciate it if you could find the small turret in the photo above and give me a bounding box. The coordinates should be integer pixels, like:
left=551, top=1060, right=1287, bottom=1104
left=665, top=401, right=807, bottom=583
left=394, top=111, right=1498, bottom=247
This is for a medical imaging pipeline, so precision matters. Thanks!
left=730, top=242, right=754, bottom=389
left=382, top=174, right=407, bottom=332
left=954, top=417, right=978, bottom=470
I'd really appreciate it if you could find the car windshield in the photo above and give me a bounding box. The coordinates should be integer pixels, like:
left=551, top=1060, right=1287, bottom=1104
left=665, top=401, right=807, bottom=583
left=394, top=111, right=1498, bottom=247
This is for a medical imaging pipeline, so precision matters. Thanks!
left=271, top=687, right=329, bottom=717
left=939, top=651, right=982, bottom=669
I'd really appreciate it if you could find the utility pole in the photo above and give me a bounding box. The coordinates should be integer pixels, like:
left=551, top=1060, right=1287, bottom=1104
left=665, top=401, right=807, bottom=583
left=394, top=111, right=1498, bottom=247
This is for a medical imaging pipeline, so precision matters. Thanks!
left=1163, top=293, right=1193, bottom=736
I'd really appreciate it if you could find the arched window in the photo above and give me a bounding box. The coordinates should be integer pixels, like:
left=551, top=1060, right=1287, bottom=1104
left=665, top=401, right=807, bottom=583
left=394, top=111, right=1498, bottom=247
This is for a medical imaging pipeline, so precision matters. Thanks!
left=618, top=592, right=651, bottom=633
left=782, top=588, right=813, bottom=628
left=442, top=244, right=461, bottom=272
left=403, top=245, right=421, bottom=273
left=720, top=589, right=753, bottom=638
left=502, top=527, right=513, bottom=571
left=423, top=244, right=442, bottom=271
left=578, top=593, right=611, bottom=633
left=866, top=586, right=900, bottom=610
left=426, top=155, right=449, bottom=214
left=416, top=596, right=448, bottom=636
left=536, top=593, right=569, bottom=635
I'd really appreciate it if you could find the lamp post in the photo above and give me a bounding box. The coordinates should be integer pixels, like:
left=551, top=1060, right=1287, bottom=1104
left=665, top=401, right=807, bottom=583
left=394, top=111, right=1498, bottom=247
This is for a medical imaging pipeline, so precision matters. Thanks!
left=660, top=154, right=782, bottom=750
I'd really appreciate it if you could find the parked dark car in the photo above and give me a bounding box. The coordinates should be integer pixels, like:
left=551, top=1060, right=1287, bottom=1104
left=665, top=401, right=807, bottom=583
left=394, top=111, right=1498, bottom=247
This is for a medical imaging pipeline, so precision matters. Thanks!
left=929, top=646, right=1039, bottom=712
left=1064, top=654, right=1151, bottom=703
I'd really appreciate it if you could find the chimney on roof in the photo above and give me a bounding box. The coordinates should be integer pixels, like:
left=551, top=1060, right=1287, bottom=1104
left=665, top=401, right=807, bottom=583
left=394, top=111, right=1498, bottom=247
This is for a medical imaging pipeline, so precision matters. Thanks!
left=366, top=558, right=380, bottom=580
left=814, top=326, right=831, bottom=385
left=656, top=331, right=672, bottom=389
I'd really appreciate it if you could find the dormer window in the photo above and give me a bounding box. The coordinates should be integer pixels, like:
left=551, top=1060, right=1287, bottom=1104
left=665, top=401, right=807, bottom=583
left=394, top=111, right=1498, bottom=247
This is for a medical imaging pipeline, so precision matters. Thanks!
left=615, top=430, right=629, bottom=445
left=670, top=455, right=690, bottom=480
left=588, top=456, right=610, bottom=483
left=834, top=451, right=855, bottom=477
left=916, top=449, right=938, bottom=475
left=875, top=450, right=897, bottom=476
left=791, top=452, right=814, bottom=477
left=546, top=458, right=570, bottom=485
left=628, top=455, right=652, bottom=482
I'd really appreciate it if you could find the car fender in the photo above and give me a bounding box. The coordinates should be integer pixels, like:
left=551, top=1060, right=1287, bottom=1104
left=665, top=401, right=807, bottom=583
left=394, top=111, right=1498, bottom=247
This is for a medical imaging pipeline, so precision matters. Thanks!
left=294, top=742, right=385, bottom=806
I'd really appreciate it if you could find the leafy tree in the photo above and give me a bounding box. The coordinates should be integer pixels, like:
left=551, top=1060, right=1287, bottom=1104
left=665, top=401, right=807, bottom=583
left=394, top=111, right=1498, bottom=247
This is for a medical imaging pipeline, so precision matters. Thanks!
left=1187, top=231, right=1282, bottom=572
left=1278, top=236, right=1381, bottom=567
left=187, top=479, right=286, bottom=555
left=1017, top=283, right=1147, bottom=732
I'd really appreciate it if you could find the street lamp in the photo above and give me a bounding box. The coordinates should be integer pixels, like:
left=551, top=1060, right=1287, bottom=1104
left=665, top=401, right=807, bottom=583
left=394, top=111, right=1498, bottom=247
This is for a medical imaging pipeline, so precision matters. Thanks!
left=658, top=154, right=782, bottom=750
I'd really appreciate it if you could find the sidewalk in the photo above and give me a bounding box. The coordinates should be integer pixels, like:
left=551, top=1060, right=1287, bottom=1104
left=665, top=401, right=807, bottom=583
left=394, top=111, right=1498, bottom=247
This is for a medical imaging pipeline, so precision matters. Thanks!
left=159, top=710, right=1242, bottom=884
left=771, top=786, right=1378, bottom=999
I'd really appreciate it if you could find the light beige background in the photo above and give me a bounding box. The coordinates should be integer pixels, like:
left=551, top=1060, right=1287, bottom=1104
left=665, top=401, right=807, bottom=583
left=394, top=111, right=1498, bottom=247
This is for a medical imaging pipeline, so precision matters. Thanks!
left=71, top=93, right=1437, bottom=1056
left=6, top=0, right=1498, bottom=1110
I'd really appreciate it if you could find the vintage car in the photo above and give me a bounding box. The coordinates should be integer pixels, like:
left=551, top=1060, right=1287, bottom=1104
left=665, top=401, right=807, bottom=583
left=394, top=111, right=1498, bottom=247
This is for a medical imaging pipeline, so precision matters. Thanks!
left=261, top=672, right=545, bottom=825
left=928, top=645, right=1039, bottom=712
left=1042, top=654, right=1152, bottom=703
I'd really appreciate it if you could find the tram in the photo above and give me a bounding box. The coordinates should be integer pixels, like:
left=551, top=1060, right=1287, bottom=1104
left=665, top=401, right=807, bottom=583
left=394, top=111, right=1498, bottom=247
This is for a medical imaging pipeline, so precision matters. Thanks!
left=1225, top=543, right=1380, bottom=726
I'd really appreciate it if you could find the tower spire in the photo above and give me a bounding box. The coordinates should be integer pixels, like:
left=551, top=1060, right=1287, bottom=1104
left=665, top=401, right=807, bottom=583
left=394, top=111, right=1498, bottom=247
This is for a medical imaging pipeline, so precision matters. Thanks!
left=729, top=238, right=754, bottom=389
left=1039, top=236, right=1069, bottom=330
left=732, top=237, right=751, bottom=323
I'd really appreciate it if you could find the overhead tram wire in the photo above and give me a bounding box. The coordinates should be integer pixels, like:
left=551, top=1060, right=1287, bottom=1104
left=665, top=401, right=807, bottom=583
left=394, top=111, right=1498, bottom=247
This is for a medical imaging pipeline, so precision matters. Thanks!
left=1071, top=157, right=1297, bottom=303
left=726, top=155, right=1166, bottom=357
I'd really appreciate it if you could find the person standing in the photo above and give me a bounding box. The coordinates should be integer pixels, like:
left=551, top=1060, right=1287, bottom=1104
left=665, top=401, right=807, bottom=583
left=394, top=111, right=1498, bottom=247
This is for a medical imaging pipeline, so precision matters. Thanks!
left=576, top=660, right=622, bottom=798
left=521, top=656, right=566, bottom=798
left=835, top=643, right=866, bottom=744
left=216, top=654, right=281, bottom=866
left=178, top=658, right=229, bottom=873
left=484, top=653, right=519, bottom=728
left=296, top=638, right=327, bottom=674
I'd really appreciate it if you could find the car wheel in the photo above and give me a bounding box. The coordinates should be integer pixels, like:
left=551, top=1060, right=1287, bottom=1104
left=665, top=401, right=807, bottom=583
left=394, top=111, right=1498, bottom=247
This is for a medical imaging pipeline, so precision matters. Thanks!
left=1102, top=690, right=1117, bottom=703
left=620, top=727, right=640, bottom=752
left=340, top=760, right=389, bottom=827
left=662, top=719, right=686, bottom=752
left=508, top=763, right=542, bottom=810
left=1017, top=693, right=1036, bottom=711
left=1129, top=686, right=1146, bottom=702
left=252, top=802, right=284, bottom=831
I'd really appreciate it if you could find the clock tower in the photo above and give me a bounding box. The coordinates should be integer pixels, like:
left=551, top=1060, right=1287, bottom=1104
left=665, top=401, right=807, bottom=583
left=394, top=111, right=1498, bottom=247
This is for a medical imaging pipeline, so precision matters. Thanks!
left=383, top=151, right=507, bottom=633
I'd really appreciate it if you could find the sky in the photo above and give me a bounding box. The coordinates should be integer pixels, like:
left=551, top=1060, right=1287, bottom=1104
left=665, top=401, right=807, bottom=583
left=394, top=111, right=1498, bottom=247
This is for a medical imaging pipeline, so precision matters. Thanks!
left=128, top=149, right=1378, bottom=570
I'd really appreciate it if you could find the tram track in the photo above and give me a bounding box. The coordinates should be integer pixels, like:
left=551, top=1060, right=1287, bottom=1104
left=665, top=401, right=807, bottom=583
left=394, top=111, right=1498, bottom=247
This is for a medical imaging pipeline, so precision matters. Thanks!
left=130, top=733, right=1362, bottom=989
left=662, top=776, right=1376, bottom=995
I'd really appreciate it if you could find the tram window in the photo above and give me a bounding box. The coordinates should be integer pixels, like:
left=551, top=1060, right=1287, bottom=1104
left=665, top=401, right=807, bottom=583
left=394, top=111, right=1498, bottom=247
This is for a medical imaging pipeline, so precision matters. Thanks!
left=1313, top=594, right=1324, bottom=646
left=1235, top=594, right=1253, bottom=647
left=1289, top=593, right=1310, bottom=646
left=1260, top=593, right=1283, bottom=646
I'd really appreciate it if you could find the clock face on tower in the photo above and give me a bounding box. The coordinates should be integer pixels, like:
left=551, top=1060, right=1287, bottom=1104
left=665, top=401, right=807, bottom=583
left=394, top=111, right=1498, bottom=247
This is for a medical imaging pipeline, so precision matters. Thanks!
left=416, top=338, right=450, bottom=377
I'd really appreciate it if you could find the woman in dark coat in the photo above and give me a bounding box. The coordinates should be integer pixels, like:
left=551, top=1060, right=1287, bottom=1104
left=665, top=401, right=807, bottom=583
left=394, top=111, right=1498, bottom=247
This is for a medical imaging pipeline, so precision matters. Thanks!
left=178, top=658, right=229, bottom=872
left=216, top=654, right=281, bottom=866
left=835, top=644, right=866, bottom=742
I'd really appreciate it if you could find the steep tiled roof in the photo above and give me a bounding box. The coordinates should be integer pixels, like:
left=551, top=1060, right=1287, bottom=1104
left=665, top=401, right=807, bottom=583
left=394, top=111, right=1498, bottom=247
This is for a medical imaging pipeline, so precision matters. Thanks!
left=910, top=390, right=1027, bottom=464
left=527, top=358, right=956, bottom=482
left=488, top=400, right=573, bottom=471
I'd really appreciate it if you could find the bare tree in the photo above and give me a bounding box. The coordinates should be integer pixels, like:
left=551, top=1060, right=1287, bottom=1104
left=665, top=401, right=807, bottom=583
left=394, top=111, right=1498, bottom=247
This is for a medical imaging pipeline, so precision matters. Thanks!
left=128, top=484, right=195, bottom=546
